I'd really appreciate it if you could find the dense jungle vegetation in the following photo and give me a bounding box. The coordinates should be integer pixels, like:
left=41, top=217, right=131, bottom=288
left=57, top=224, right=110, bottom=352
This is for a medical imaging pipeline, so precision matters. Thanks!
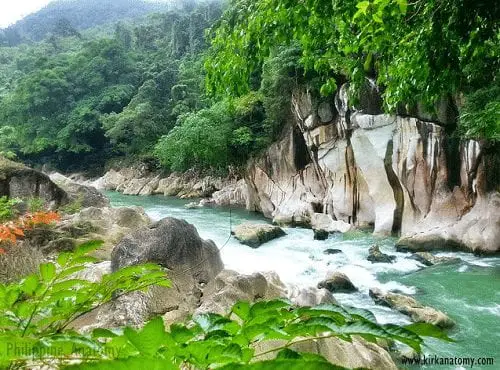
left=0, top=0, right=498, bottom=173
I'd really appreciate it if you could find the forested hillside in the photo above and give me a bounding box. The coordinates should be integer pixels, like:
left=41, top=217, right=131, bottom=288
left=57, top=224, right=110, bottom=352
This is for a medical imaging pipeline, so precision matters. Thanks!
left=0, top=0, right=189, bottom=45
left=0, top=0, right=498, bottom=174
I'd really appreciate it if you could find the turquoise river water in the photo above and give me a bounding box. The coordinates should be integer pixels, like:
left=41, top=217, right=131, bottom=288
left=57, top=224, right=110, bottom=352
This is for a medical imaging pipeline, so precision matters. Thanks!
left=107, top=192, right=500, bottom=369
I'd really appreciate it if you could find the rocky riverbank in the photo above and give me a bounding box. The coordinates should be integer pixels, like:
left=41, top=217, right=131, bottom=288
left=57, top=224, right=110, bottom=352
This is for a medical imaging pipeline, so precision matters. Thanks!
left=84, top=82, right=499, bottom=255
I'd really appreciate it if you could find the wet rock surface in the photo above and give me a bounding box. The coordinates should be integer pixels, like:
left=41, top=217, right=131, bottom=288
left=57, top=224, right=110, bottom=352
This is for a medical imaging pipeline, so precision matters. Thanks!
left=318, top=272, right=357, bottom=293
left=232, top=222, right=286, bottom=248
left=369, top=288, right=455, bottom=328
left=367, top=245, right=396, bottom=263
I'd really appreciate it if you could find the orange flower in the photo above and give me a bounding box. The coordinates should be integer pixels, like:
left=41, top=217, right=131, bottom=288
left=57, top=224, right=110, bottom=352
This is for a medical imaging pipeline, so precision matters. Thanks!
left=0, top=211, right=61, bottom=246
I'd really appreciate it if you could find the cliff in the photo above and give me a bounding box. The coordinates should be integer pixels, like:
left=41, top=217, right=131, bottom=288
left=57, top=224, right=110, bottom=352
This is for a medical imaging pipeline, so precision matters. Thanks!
left=244, top=83, right=500, bottom=254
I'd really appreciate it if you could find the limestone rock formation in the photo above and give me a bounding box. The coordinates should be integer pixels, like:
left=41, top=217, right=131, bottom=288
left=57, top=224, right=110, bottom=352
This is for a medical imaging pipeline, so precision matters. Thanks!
left=0, top=156, right=67, bottom=208
left=409, top=252, right=460, bottom=266
left=49, top=172, right=109, bottom=208
left=91, top=165, right=238, bottom=199
left=369, top=288, right=455, bottom=328
left=243, top=84, right=500, bottom=254
left=232, top=222, right=286, bottom=248
left=318, top=272, right=357, bottom=293
left=367, top=245, right=396, bottom=263
left=111, top=217, right=223, bottom=283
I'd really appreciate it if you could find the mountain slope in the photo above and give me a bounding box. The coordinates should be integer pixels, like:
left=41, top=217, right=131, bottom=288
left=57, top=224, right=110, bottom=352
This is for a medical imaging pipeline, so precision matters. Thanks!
left=1, top=0, right=174, bottom=44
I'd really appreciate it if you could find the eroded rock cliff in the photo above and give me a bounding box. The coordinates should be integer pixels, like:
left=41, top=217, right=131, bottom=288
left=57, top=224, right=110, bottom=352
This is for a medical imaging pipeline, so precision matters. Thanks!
left=243, top=84, right=500, bottom=254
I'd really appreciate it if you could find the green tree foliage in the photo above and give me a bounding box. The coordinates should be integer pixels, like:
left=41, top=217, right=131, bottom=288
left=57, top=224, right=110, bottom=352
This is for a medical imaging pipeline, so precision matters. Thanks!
left=205, top=0, right=499, bottom=140
left=154, top=101, right=234, bottom=172
left=0, top=2, right=224, bottom=169
left=0, top=242, right=451, bottom=368
left=154, top=92, right=269, bottom=172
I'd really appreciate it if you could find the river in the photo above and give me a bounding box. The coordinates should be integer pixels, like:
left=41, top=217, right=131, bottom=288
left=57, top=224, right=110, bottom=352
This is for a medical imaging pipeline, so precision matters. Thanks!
left=107, top=192, right=500, bottom=369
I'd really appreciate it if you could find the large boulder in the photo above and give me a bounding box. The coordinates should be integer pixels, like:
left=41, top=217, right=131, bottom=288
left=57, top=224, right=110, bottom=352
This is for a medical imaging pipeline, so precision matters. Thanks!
left=232, top=223, right=286, bottom=248
left=71, top=206, right=151, bottom=259
left=195, top=270, right=288, bottom=316
left=367, top=245, right=396, bottom=263
left=20, top=206, right=151, bottom=258
left=318, top=272, right=357, bottom=293
left=111, top=217, right=223, bottom=283
left=49, top=172, right=109, bottom=208
left=311, top=213, right=352, bottom=233
left=369, top=288, right=454, bottom=328
left=211, top=179, right=248, bottom=207
left=75, top=218, right=225, bottom=330
left=0, top=156, right=67, bottom=208
left=254, top=337, right=397, bottom=370
left=409, top=252, right=460, bottom=266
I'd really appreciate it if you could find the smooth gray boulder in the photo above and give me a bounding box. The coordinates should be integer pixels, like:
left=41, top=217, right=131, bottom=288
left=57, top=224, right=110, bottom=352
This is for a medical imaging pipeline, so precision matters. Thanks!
left=111, top=217, right=223, bottom=284
left=0, top=156, right=67, bottom=208
left=369, top=288, right=454, bottom=328
left=49, top=172, right=109, bottom=208
left=367, top=245, right=396, bottom=263
left=410, top=252, right=460, bottom=266
left=232, top=223, right=286, bottom=248
left=318, top=272, right=357, bottom=293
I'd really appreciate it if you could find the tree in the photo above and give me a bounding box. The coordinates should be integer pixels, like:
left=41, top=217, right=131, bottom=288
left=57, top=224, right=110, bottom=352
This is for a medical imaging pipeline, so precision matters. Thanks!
left=205, top=0, right=499, bottom=140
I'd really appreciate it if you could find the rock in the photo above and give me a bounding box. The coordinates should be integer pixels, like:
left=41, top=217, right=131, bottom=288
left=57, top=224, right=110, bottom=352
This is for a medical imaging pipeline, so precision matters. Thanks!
left=311, top=213, right=353, bottom=233
left=232, top=223, right=286, bottom=248
left=80, top=218, right=225, bottom=329
left=184, top=201, right=201, bottom=209
left=71, top=206, right=151, bottom=259
left=318, top=101, right=334, bottom=123
left=111, top=217, right=223, bottom=284
left=318, top=272, right=357, bottom=293
left=369, top=288, right=455, bottom=328
left=0, top=241, right=44, bottom=283
left=254, top=336, right=397, bottom=370
left=367, top=245, right=396, bottom=263
left=410, top=252, right=460, bottom=266
left=211, top=179, right=248, bottom=207
left=396, top=193, right=500, bottom=255
left=313, top=229, right=329, bottom=240
left=199, top=198, right=215, bottom=207
left=244, top=89, right=500, bottom=253
left=49, top=172, right=109, bottom=208
left=0, top=156, right=67, bottom=208
left=91, top=169, right=127, bottom=190
left=195, top=270, right=288, bottom=316
left=288, top=286, right=337, bottom=307
left=324, top=248, right=342, bottom=255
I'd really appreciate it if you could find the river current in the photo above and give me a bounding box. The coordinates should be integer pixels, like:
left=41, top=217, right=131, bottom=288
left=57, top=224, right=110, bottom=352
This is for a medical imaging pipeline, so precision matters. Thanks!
left=107, top=192, right=500, bottom=369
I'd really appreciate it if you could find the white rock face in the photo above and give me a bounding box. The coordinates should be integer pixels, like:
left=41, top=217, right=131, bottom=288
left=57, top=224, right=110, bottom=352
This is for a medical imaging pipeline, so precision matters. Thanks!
left=311, top=213, right=352, bottom=233
left=244, top=86, right=500, bottom=253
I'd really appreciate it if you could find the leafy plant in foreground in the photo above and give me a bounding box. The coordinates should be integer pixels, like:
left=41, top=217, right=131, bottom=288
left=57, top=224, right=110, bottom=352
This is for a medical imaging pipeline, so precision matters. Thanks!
left=0, top=196, right=21, bottom=223
left=0, top=241, right=451, bottom=369
left=62, top=299, right=451, bottom=370
left=0, top=240, right=171, bottom=369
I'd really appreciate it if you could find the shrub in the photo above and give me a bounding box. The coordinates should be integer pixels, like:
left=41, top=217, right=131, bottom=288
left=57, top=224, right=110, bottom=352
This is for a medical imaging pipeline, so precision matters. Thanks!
left=0, top=241, right=451, bottom=369
left=0, top=196, right=21, bottom=223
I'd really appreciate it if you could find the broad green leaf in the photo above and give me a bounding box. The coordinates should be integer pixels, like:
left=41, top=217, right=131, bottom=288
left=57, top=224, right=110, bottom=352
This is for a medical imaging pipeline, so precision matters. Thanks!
left=232, top=301, right=251, bottom=320
left=40, top=263, right=56, bottom=282
left=356, top=1, right=370, bottom=12
left=20, top=275, right=39, bottom=296
left=276, top=348, right=302, bottom=359
left=124, top=317, right=166, bottom=356
left=404, top=323, right=454, bottom=342
left=74, top=240, right=104, bottom=257
left=92, top=328, right=118, bottom=339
